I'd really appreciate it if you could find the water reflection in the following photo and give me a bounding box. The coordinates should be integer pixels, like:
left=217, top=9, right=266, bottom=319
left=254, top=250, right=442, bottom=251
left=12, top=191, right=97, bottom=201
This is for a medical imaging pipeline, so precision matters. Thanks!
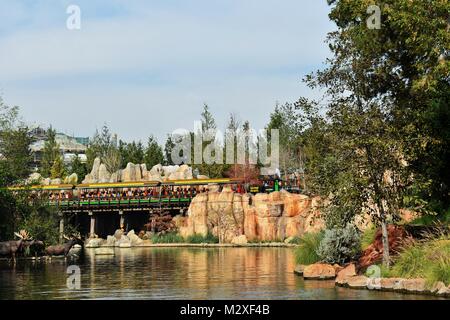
left=0, top=248, right=440, bottom=300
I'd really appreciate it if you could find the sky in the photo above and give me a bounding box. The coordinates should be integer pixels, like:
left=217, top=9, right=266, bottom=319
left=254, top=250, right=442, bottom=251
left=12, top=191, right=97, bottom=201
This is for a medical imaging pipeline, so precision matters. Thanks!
left=0, top=0, right=335, bottom=143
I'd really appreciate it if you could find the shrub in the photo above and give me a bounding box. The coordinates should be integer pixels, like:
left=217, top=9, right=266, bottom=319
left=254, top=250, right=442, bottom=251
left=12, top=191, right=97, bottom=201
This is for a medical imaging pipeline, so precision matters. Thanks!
left=186, top=233, right=219, bottom=244
left=150, top=232, right=184, bottom=244
left=295, top=232, right=324, bottom=265
left=316, top=223, right=361, bottom=265
left=360, top=226, right=377, bottom=251
left=390, top=236, right=450, bottom=285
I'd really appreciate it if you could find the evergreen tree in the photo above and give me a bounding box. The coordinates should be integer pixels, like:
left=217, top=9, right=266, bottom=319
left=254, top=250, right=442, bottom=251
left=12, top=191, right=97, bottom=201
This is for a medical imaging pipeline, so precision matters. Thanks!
left=144, top=135, right=164, bottom=169
left=40, top=127, right=59, bottom=177
left=50, top=156, right=65, bottom=179
left=68, top=155, right=87, bottom=182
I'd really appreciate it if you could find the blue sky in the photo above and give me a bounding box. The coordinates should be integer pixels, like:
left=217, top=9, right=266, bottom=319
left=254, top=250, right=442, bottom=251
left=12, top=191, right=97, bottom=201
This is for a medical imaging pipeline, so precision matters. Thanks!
left=0, top=0, right=335, bottom=142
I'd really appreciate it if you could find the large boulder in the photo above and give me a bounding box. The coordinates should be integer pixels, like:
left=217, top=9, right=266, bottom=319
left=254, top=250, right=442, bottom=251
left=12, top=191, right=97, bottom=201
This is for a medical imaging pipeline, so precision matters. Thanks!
left=27, top=172, right=43, bottom=184
left=64, top=173, right=78, bottom=185
left=122, top=163, right=142, bottom=182
left=162, top=165, right=179, bottom=177
left=149, top=164, right=163, bottom=176
left=85, top=238, right=104, bottom=248
left=110, top=171, right=120, bottom=183
left=116, top=235, right=131, bottom=247
left=50, top=178, right=62, bottom=185
left=335, top=263, right=357, bottom=285
left=114, top=229, right=124, bottom=240
left=90, top=157, right=101, bottom=181
left=98, top=164, right=111, bottom=183
left=231, top=235, right=248, bottom=245
left=127, top=230, right=144, bottom=246
left=346, top=276, right=369, bottom=289
left=303, top=263, right=336, bottom=280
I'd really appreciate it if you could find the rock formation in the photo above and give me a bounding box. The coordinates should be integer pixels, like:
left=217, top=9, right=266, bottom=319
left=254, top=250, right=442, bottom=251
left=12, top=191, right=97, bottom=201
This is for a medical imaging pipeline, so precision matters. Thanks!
left=178, top=189, right=324, bottom=243
left=81, top=157, right=199, bottom=184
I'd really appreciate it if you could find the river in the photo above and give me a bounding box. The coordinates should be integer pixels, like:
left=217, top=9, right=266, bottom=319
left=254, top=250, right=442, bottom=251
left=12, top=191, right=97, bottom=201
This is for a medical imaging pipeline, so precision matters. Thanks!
left=0, top=247, right=438, bottom=300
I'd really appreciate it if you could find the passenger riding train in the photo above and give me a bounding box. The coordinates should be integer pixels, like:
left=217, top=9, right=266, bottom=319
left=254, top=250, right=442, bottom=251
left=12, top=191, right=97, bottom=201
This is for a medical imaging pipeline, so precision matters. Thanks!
left=7, top=176, right=293, bottom=209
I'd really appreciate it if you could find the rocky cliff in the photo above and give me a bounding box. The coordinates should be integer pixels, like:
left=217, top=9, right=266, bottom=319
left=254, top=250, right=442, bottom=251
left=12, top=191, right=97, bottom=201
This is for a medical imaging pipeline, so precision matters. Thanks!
left=178, top=189, right=324, bottom=243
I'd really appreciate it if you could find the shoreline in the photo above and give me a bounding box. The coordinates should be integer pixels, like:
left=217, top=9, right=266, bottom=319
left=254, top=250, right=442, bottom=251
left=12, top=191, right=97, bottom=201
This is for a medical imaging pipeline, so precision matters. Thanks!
left=86, top=242, right=298, bottom=248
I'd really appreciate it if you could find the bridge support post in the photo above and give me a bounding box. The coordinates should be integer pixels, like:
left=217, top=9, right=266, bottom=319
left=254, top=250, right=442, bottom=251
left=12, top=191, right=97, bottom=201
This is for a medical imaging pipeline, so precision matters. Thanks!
left=89, top=211, right=96, bottom=238
left=119, top=210, right=125, bottom=232
left=59, top=213, right=64, bottom=244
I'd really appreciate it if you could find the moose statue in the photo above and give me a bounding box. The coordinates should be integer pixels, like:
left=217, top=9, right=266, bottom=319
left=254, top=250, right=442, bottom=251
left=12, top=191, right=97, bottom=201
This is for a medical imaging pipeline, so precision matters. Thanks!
left=45, top=233, right=84, bottom=259
left=0, top=230, right=36, bottom=264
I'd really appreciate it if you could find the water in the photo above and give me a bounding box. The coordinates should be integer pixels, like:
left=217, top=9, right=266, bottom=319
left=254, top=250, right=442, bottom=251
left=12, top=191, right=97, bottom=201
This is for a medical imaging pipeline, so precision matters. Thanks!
left=0, top=247, right=439, bottom=300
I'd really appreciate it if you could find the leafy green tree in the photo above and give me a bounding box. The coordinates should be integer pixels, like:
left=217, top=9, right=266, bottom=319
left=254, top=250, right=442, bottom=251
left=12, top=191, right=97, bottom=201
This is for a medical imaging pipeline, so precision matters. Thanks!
left=50, top=156, right=65, bottom=179
left=300, top=0, right=449, bottom=267
left=119, top=140, right=144, bottom=165
left=144, top=135, right=164, bottom=169
left=193, top=104, right=225, bottom=178
left=40, top=127, right=60, bottom=177
left=68, top=155, right=87, bottom=181
left=86, top=125, right=122, bottom=172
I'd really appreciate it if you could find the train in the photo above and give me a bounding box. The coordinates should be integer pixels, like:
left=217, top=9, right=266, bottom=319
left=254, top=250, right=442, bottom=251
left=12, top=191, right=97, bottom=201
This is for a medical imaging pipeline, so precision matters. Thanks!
left=7, top=176, right=289, bottom=209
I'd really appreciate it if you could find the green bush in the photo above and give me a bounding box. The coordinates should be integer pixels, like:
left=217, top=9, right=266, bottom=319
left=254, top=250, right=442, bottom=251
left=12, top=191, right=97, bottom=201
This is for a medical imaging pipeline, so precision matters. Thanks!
left=390, top=237, right=450, bottom=285
left=151, top=232, right=184, bottom=243
left=361, top=226, right=377, bottom=251
left=295, top=232, right=324, bottom=265
left=316, top=223, right=361, bottom=265
left=186, top=233, right=219, bottom=244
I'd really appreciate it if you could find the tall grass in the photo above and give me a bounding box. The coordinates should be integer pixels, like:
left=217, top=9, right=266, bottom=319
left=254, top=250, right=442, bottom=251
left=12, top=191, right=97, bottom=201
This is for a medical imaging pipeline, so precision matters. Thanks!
left=150, top=232, right=184, bottom=243
left=295, top=232, right=324, bottom=265
left=390, top=235, right=450, bottom=285
left=186, top=233, right=219, bottom=244
left=360, top=226, right=377, bottom=251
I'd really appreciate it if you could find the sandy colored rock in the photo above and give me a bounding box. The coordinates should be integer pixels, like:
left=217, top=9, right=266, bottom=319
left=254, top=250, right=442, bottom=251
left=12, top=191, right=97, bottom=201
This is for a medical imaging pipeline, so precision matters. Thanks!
left=303, top=263, right=336, bottom=280
left=98, top=164, right=111, bottom=183
left=346, top=276, right=369, bottom=289
left=380, top=278, right=404, bottom=290
left=294, top=264, right=305, bottom=276
left=335, top=263, right=356, bottom=285
left=402, top=278, right=426, bottom=293
left=64, top=173, right=78, bottom=184
left=50, top=178, right=62, bottom=185
left=231, top=235, right=248, bottom=245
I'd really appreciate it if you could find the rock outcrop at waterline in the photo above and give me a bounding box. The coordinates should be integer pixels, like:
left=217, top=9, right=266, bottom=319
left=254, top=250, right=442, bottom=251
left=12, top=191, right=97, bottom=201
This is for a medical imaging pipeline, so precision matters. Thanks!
left=177, top=189, right=324, bottom=243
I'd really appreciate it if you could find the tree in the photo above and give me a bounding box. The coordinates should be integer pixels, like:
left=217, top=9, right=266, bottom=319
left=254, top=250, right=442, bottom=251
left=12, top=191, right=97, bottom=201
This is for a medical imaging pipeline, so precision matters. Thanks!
left=119, top=140, right=144, bottom=165
left=192, top=104, right=225, bottom=178
left=144, top=135, right=164, bottom=169
left=266, top=102, right=303, bottom=182
left=68, top=155, right=87, bottom=181
left=86, top=125, right=122, bottom=173
left=50, top=156, right=65, bottom=179
left=301, top=0, right=449, bottom=267
left=0, top=99, right=33, bottom=183
left=40, top=127, right=60, bottom=177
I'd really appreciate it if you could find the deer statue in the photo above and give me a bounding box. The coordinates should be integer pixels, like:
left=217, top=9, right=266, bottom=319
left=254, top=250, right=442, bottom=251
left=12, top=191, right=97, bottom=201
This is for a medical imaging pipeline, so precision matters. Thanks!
left=0, top=230, right=33, bottom=264
left=45, top=233, right=84, bottom=259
